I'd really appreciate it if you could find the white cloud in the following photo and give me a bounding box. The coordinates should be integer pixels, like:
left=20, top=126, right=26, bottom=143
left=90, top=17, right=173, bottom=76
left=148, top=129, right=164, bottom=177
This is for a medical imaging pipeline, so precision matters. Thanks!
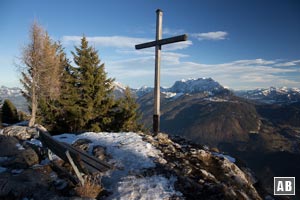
left=61, top=35, right=300, bottom=89
left=107, top=55, right=300, bottom=89
left=163, top=40, right=193, bottom=51
left=192, top=31, right=228, bottom=41
left=62, top=35, right=192, bottom=51
left=62, top=36, right=149, bottom=49
left=274, top=60, right=300, bottom=67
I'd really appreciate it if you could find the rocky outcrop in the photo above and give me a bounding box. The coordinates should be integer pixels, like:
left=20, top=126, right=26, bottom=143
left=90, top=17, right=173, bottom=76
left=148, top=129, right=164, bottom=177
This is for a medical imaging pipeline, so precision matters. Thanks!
left=143, top=133, right=264, bottom=200
left=0, top=125, right=270, bottom=199
left=2, top=126, right=38, bottom=140
left=0, top=127, right=81, bottom=199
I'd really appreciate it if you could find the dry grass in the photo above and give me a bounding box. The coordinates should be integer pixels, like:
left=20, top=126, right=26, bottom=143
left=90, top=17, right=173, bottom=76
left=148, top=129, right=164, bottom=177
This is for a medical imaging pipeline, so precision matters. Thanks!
left=74, top=175, right=103, bottom=199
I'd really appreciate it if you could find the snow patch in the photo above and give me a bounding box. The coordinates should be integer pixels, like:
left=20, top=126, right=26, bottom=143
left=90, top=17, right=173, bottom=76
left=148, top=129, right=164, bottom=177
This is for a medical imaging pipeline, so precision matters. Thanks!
left=212, top=152, right=236, bottom=163
left=26, top=138, right=43, bottom=147
left=54, top=132, right=180, bottom=199
left=162, top=92, right=184, bottom=99
left=110, top=175, right=182, bottom=200
left=204, top=97, right=229, bottom=102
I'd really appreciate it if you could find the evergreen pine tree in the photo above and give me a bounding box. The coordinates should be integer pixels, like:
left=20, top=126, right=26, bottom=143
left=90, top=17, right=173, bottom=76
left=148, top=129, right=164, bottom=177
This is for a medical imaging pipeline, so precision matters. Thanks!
left=59, top=36, right=115, bottom=132
left=1, top=99, right=19, bottom=124
left=56, top=64, right=82, bottom=132
left=113, top=87, right=142, bottom=132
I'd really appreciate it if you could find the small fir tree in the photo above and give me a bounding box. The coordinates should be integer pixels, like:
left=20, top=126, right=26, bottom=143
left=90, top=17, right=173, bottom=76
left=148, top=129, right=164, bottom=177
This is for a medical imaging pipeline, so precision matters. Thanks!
left=1, top=99, right=19, bottom=124
left=112, top=87, right=142, bottom=132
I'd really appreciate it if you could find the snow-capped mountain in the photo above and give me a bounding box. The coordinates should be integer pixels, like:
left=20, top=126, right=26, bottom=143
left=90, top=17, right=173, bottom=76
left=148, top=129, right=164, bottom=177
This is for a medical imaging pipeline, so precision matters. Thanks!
left=112, top=81, right=128, bottom=99
left=0, top=86, right=28, bottom=112
left=168, top=77, right=224, bottom=94
left=0, top=86, right=22, bottom=98
left=133, top=86, right=154, bottom=97
left=134, top=78, right=227, bottom=98
left=235, top=86, right=300, bottom=104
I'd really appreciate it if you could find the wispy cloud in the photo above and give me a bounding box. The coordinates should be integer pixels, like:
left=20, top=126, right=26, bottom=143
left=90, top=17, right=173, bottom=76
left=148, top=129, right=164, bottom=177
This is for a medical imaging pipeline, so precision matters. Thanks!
left=61, top=35, right=299, bottom=89
left=107, top=56, right=300, bottom=89
left=162, top=27, right=185, bottom=36
left=192, top=31, right=228, bottom=41
left=62, top=35, right=192, bottom=51
left=62, top=36, right=149, bottom=49
left=274, top=60, right=300, bottom=67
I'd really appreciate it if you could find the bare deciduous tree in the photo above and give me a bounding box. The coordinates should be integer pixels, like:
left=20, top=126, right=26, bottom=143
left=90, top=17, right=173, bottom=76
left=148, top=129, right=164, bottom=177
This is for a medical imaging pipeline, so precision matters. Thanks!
left=19, top=22, right=63, bottom=127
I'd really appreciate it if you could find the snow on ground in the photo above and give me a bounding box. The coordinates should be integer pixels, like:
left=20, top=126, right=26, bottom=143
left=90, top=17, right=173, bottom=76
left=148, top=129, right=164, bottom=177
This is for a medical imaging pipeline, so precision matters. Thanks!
left=162, top=92, right=184, bottom=100
left=212, top=152, right=236, bottom=163
left=26, top=138, right=43, bottom=147
left=54, top=132, right=182, bottom=200
left=204, top=97, right=229, bottom=102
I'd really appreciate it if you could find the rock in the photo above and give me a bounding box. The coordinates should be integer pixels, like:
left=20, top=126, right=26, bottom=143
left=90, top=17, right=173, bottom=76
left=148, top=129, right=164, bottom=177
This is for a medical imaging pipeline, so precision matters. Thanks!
left=196, top=150, right=211, bottom=163
left=0, top=135, right=20, bottom=157
left=156, top=133, right=171, bottom=144
left=210, top=147, right=219, bottom=153
left=183, top=166, right=193, bottom=175
left=154, top=157, right=167, bottom=165
left=23, top=140, right=48, bottom=161
left=72, top=139, right=92, bottom=152
left=21, top=148, right=40, bottom=167
left=200, top=169, right=216, bottom=181
left=92, top=145, right=107, bottom=161
left=3, top=147, right=39, bottom=168
left=145, top=132, right=264, bottom=199
left=2, top=126, right=38, bottom=140
left=0, top=168, right=65, bottom=199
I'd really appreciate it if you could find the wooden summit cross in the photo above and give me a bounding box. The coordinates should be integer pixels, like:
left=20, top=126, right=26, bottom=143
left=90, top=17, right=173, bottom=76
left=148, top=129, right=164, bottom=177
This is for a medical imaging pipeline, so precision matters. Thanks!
left=135, top=9, right=188, bottom=134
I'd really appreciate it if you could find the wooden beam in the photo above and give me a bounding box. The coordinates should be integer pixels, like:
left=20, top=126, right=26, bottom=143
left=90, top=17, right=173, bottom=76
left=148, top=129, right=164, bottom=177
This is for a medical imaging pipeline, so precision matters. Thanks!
left=135, top=34, right=188, bottom=50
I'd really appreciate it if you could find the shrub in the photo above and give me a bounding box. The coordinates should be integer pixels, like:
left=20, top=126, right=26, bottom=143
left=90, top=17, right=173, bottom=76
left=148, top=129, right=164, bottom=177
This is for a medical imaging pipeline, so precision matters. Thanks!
left=1, top=99, right=19, bottom=124
left=74, top=175, right=103, bottom=198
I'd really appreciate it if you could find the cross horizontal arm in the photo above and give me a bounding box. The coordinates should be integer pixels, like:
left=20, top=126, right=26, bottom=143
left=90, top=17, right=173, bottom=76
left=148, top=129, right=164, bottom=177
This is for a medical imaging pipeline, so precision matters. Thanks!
left=135, top=34, right=188, bottom=50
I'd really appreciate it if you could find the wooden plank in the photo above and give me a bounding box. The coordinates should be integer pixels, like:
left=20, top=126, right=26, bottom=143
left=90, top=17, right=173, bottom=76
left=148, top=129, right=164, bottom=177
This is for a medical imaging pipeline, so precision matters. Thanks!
left=135, top=34, right=188, bottom=50
left=66, top=150, right=85, bottom=186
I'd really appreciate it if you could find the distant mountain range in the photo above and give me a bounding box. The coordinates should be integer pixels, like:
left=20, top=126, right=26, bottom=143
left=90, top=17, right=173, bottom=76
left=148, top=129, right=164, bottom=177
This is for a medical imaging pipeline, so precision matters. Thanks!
left=133, top=78, right=300, bottom=104
left=2, top=78, right=299, bottom=110
left=132, top=78, right=228, bottom=97
left=0, top=86, right=28, bottom=112
left=235, top=87, right=300, bottom=104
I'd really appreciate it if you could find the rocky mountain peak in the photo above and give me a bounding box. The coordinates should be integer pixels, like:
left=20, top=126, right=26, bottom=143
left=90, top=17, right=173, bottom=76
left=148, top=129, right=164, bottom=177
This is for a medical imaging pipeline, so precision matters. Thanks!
left=168, top=77, right=224, bottom=94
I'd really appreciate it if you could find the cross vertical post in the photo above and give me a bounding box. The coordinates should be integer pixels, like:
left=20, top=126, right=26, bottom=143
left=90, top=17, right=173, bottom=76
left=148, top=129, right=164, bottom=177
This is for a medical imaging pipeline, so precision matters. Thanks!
left=135, top=9, right=188, bottom=135
left=153, top=9, right=163, bottom=134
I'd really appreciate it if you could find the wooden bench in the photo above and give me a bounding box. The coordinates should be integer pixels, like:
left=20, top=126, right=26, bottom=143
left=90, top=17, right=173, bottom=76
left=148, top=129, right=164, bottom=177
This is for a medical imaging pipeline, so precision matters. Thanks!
left=36, top=126, right=112, bottom=177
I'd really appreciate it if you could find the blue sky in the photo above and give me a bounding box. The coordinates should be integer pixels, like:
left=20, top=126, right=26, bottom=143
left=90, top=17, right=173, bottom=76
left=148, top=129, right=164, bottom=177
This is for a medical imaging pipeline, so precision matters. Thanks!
left=0, top=0, right=300, bottom=89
